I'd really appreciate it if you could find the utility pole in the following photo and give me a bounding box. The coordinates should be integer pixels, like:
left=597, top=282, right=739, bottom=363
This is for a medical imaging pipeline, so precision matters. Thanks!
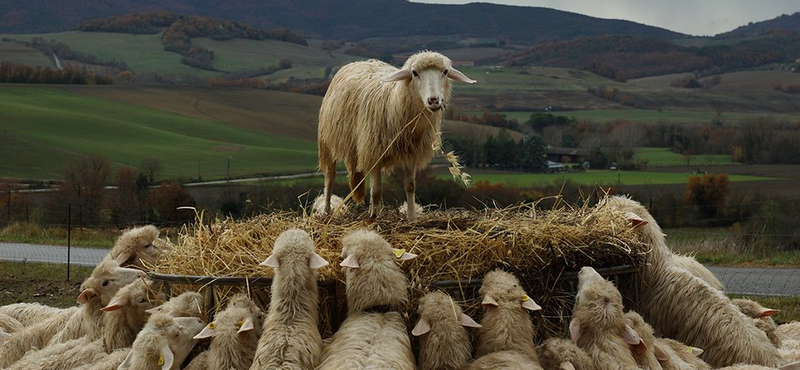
left=6, top=188, right=10, bottom=225
left=67, top=204, right=71, bottom=282
left=227, top=156, right=232, bottom=182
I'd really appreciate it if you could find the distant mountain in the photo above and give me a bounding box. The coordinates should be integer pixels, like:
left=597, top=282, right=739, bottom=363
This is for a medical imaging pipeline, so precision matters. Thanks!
left=0, top=0, right=685, bottom=44
left=719, top=12, right=800, bottom=37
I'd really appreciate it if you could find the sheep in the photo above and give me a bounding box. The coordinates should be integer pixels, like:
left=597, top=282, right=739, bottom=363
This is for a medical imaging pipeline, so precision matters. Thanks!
left=183, top=294, right=263, bottom=370
left=0, top=302, right=66, bottom=327
left=0, top=312, right=24, bottom=335
left=247, top=228, right=327, bottom=370
left=0, top=259, right=145, bottom=367
left=671, top=254, right=724, bottom=291
left=398, top=201, right=424, bottom=218
left=716, top=364, right=800, bottom=370
left=569, top=266, right=643, bottom=370
left=317, top=51, right=476, bottom=221
left=652, top=337, right=711, bottom=370
left=467, top=350, right=544, bottom=370
left=602, top=195, right=784, bottom=368
left=411, top=290, right=481, bottom=370
left=474, top=269, right=542, bottom=362
left=733, top=299, right=781, bottom=347
left=312, top=193, right=348, bottom=216
left=537, top=337, right=595, bottom=370
left=117, top=313, right=206, bottom=370
left=106, top=225, right=167, bottom=270
left=316, top=229, right=417, bottom=370
left=624, top=311, right=664, bottom=370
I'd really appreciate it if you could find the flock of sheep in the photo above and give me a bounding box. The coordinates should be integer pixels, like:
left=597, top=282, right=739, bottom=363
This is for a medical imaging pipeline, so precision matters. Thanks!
left=1, top=52, right=800, bottom=370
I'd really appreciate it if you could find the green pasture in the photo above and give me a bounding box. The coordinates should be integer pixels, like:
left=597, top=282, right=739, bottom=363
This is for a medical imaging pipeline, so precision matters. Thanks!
left=635, top=147, right=733, bottom=167
left=0, top=31, right=220, bottom=77
left=0, top=85, right=318, bottom=180
left=454, top=66, right=626, bottom=95
left=443, top=170, right=775, bottom=187
left=0, top=41, right=53, bottom=67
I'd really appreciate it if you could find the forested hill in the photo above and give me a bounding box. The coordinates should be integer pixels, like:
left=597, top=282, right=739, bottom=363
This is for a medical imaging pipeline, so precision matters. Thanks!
left=0, top=0, right=684, bottom=43
left=719, top=12, right=800, bottom=37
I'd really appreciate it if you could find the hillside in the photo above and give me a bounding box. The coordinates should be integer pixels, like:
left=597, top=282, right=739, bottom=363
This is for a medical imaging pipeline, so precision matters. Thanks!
left=720, top=12, right=800, bottom=37
left=0, top=0, right=684, bottom=45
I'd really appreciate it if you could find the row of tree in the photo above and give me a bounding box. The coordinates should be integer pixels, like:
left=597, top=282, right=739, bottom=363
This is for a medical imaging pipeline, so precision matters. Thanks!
left=0, top=62, right=112, bottom=85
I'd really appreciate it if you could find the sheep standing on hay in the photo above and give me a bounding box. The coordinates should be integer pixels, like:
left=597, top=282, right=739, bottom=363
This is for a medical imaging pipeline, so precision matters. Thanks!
left=317, top=51, right=476, bottom=221
left=537, top=337, right=595, bottom=370
left=602, top=196, right=784, bottom=367
left=117, top=313, right=206, bottom=370
left=569, top=266, right=643, bottom=370
left=316, top=229, right=417, bottom=370
left=185, top=294, right=263, bottom=370
left=411, top=290, right=481, bottom=370
left=248, top=229, right=328, bottom=370
left=0, top=259, right=145, bottom=367
left=733, top=298, right=781, bottom=347
left=106, top=225, right=168, bottom=270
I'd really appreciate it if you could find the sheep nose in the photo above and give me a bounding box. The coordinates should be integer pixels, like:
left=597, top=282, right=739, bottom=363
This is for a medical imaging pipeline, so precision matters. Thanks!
left=427, top=97, right=439, bottom=106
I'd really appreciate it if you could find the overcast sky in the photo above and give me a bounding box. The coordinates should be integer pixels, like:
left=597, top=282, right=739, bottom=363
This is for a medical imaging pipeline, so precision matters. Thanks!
left=412, top=0, right=798, bottom=36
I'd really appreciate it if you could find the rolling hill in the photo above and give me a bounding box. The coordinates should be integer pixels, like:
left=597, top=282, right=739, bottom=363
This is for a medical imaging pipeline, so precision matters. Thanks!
left=0, top=0, right=684, bottom=44
left=720, top=12, right=800, bottom=37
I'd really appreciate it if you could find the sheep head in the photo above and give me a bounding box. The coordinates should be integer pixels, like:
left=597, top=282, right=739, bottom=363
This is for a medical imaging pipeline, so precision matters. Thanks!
left=479, top=269, right=541, bottom=312
left=79, top=259, right=146, bottom=307
left=119, top=314, right=205, bottom=370
left=146, top=291, right=205, bottom=319
left=571, top=267, right=642, bottom=349
left=259, top=228, right=328, bottom=269
left=381, top=51, right=475, bottom=112
left=412, top=290, right=480, bottom=336
left=732, top=298, right=779, bottom=318
left=111, top=225, right=166, bottom=270
left=102, top=278, right=164, bottom=313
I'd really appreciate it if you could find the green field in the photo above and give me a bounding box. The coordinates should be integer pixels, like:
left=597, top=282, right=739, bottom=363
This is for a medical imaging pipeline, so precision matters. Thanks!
left=635, top=147, right=732, bottom=167
left=442, top=170, right=775, bottom=187
left=0, top=41, right=53, bottom=67
left=0, top=85, right=318, bottom=179
left=489, top=109, right=800, bottom=125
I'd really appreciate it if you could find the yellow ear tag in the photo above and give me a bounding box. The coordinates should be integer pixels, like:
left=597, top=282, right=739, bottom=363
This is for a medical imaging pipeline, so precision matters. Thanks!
left=158, top=354, right=164, bottom=366
left=392, top=249, right=405, bottom=258
left=522, top=294, right=531, bottom=301
left=208, top=322, right=216, bottom=329
left=686, top=346, right=692, bottom=355
left=236, top=319, right=244, bottom=327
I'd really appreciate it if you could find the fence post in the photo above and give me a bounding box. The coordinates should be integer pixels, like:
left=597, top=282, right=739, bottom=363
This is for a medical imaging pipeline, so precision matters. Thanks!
left=67, top=204, right=71, bottom=282
left=6, top=188, right=10, bottom=225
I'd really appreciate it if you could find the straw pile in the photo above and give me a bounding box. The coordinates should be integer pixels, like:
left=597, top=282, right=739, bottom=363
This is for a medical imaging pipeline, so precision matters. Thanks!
left=153, top=198, right=648, bottom=339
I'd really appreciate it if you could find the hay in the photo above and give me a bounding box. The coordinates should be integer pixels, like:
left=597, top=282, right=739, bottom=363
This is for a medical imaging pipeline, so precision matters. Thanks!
left=153, top=197, right=647, bottom=339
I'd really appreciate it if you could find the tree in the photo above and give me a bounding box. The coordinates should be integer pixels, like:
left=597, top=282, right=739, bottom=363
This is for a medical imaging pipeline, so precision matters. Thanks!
left=685, top=173, right=729, bottom=219
left=148, top=181, right=194, bottom=224
left=108, top=167, right=143, bottom=226
left=58, top=155, right=111, bottom=225
left=520, top=135, right=547, bottom=172
left=140, top=158, right=163, bottom=184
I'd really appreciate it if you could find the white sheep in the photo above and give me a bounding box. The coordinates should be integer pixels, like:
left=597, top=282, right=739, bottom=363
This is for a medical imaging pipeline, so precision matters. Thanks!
left=474, top=269, right=542, bottom=362
left=624, top=311, right=665, bottom=370
left=0, top=259, right=145, bottom=367
left=733, top=299, right=781, bottom=347
left=185, top=294, right=263, bottom=370
left=653, top=337, right=711, bottom=370
left=117, top=313, right=206, bottom=370
left=602, top=196, right=784, bottom=368
left=312, top=193, right=348, bottom=216
left=106, top=225, right=168, bottom=270
left=317, top=51, right=476, bottom=221
left=537, top=337, right=595, bottom=370
left=671, top=254, right=724, bottom=291
left=249, top=228, right=327, bottom=370
left=316, top=229, right=417, bottom=370
left=569, top=266, right=643, bottom=370
left=412, top=290, right=481, bottom=370
left=0, top=302, right=65, bottom=327
left=0, top=312, right=23, bottom=336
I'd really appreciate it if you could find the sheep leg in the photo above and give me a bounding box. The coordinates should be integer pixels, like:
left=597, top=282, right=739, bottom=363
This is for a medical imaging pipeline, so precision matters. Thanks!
left=346, top=153, right=366, bottom=204
left=318, top=143, right=336, bottom=213
left=368, top=167, right=383, bottom=218
left=403, top=168, right=417, bottom=221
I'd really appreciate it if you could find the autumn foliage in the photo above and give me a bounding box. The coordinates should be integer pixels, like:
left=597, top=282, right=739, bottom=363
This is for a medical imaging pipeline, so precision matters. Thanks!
left=685, top=173, right=730, bottom=219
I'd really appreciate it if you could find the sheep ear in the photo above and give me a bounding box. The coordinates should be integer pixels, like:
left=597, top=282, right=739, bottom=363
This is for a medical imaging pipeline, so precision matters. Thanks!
left=569, top=318, right=581, bottom=343
left=411, top=316, right=431, bottom=336
left=101, top=298, right=127, bottom=312
left=381, top=69, right=411, bottom=82
left=77, top=288, right=98, bottom=305
left=447, top=67, right=476, bottom=84
left=521, top=294, right=542, bottom=311
left=309, top=253, right=329, bottom=269
left=0, top=330, right=10, bottom=341
left=780, top=361, right=800, bottom=370
left=393, top=249, right=417, bottom=261
left=238, top=318, right=255, bottom=334
left=653, top=343, right=670, bottom=361
left=193, top=323, right=216, bottom=339
left=689, top=346, right=704, bottom=357
left=259, top=255, right=279, bottom=268
left=481, top=294, right=499, bottom=307
left=159, top=343, right=174, bottom=370
left=459, top=313, right=481, bottom=328
left=623, top=324, right=647, bottom=353
left=145, top=306, right=162, bottom=315
left=559, top=361, right=576, bottom=370
left=625, top=211, right=647, bottom=227
left=116, top=252, right=133, bottom=266
left=758, top=308, right=779, bottom=317
left=340, top=254, right=359, bottom=268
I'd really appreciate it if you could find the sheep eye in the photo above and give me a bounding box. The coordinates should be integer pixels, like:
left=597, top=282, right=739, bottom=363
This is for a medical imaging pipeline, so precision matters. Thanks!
left=138, top=297, right=146, bottom=303
left=144, top=244, right=152, bottom=248
left=442, top=69, right=448, bottom=76
left=412, top=70, right=419, bottom=78
left=102, top=280, right=110, bottom=287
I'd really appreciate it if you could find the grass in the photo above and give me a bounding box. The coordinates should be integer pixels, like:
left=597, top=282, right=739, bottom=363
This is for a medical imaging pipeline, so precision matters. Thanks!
left=0, top=222, right=117, bottom=248
left=635, top=147, right=733, bottom=167
left=666, top=228, right=800, bottom=267
left=0, top=261, right=93, bottom=307
left=0, top=31, right=220, bottom=77
left=0, top=85, right=319, bottom=180
left=0, top=41, right=53, bottom=67
left=441, top=170, right=775, bottom=187
left=491, top=109, right=800, bottom=125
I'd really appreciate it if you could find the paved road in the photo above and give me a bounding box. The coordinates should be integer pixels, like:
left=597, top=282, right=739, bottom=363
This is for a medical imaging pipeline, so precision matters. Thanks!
left=0, top=243, right=797, bottom=296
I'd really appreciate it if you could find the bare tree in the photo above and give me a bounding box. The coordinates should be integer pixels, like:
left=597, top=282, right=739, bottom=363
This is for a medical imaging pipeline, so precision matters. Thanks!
left=140, top=158, right=163, bottom=184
